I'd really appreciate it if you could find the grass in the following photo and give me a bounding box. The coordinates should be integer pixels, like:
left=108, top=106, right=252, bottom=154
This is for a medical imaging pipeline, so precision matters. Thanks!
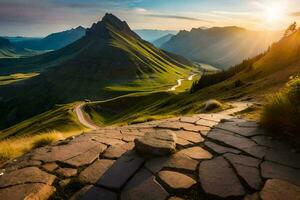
left=261, top=76, right=300, bottom=141
left=0, top=73, right=39, bottom=85
left=0, top=103, right=88, bottom=140
left=0, top=130, right=78, bottom=163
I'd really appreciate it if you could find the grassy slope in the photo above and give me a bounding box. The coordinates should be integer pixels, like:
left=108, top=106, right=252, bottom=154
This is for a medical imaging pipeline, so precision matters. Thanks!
left=0, top=103, right=87, bottom=140
left=0, top=73, right=39, bottom=86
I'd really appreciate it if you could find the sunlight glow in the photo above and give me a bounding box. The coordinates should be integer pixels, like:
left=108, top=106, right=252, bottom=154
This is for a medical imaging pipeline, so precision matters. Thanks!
left=265, top=4, right=287, bottom=22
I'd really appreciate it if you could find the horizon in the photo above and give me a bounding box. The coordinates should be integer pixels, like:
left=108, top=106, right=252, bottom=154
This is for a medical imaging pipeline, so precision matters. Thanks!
left=1, top=0, right=300, bottom=37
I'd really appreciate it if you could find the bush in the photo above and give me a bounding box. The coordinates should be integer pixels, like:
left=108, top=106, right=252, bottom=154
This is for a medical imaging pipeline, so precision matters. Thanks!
left=261, top=76, right=300, bottom=140
left=203, top=99, right=222, bottom=112
left=32, top=131, right=63, bottom=148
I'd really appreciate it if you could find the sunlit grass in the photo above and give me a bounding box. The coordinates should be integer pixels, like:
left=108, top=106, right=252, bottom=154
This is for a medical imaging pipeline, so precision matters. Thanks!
left=0, top=73, right=39, bottom=85
left=0, top=130, right=82, bottom=162
left=261, top=76, right=300, bottom=141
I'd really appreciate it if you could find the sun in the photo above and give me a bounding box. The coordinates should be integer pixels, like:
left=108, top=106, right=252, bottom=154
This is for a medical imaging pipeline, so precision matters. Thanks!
left=265, top=5, right=286, bottom=22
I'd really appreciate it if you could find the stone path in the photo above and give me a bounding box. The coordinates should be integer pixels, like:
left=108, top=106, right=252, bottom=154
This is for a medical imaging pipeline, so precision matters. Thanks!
left=1, top=105, right=300, bottom=200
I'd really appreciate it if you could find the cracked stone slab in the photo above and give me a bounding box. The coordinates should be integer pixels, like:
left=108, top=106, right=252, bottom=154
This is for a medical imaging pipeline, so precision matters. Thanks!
left=42, top=162, right=59, bottom=172
left=175, top=130, right=204, bottom=144
left=158, top=170, right=196, bottom=191
left=223, top=153, right=261, bottom=168
left=199, top=156, right=245, bottom=198
left=196, top=119, right=218, bottom=127
left=265, top=149, right=300, bottom=169
left=164, top=152, right=199, bottom=172
left=180, top=116, right=200, bottom=124
left=261, top=161, right=300, bottom=186
left=70, top=185, right=117, bottom=200
left=56, top=168, right=77, bottom=177
left=176, top=137, right=192, bottom=147
left=145, top=157, right=169, bottom=174
left=79, top=159, right=115, bottom=184
left=98, top=152, right=145, bottom=190
left=0, top=183, right=56, bottom=200
left=207, top=128, right=257, bottom=151
left=260, top=179, right=300, bottom=200
left=103, top=142, right=134, bottom=159
left=0, top=167, right=56, bottom=188
left=204, top=141, right=241, bottom=154
left=215, top=122, right=265, bottom=137
left=31, top=140, right=106, bottom=166
left=135, top=130, right=177, bottom=156
left=179, top=147, right=213, bottom=160
left=121, top=169, right=169, bottom=200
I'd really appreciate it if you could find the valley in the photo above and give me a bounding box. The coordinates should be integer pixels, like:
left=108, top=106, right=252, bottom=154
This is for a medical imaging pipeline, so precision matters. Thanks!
left=0, top=4, right=299, bottom=199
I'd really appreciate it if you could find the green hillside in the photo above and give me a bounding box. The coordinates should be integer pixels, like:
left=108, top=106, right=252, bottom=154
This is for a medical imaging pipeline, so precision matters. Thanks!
left=0, top=37, right=37, bottom=59
left=0, top=13, right=195, bottom=129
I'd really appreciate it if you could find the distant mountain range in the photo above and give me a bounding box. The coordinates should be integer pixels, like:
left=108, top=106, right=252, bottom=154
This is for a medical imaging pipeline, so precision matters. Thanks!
left=0, top=13, right=194, bottom=128
left=12, top=26, right=86, bottom=51
left=152, top=34, right=175, bottom=48
left=0, top=37, right=38, bottom=58
left=162, top=26, right=282, bottom=69
left=134, top=29, right=178, bottom=42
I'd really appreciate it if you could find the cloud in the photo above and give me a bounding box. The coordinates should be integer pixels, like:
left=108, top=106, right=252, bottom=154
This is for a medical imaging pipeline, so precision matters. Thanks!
left=144, top=14, right=213, bottom=23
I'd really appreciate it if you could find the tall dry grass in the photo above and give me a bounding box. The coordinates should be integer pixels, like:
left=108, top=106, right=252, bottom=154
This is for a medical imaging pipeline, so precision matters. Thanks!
left=0, top=130, right=81, bottom=163
left=261, top=76, right=300, bottom=140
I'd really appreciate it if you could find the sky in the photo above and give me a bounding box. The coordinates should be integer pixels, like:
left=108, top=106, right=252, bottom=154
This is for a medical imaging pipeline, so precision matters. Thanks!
left=1, top=0, right=300, bottom=37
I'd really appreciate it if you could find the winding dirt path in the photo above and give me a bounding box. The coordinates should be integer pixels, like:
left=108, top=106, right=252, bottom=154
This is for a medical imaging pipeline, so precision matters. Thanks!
left=75, top=103, right=99, bottom=130
left=168, top=73, right=197, bottom=91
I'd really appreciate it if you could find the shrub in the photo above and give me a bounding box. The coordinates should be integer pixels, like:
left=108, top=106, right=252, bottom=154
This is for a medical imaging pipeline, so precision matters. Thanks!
left=203, top=99, right=222, bottom=112
left=261, top=76, right=300, bottom=141
left=32, top=131, right=63, bottom=148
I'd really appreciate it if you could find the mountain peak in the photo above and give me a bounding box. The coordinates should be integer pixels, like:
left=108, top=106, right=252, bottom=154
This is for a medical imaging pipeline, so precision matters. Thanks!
left=86, top=13, right=141, bottom=39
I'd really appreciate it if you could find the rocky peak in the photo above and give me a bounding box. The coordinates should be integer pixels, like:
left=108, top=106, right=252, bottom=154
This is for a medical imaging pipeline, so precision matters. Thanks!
left=86, top=13, right=141, bottom=39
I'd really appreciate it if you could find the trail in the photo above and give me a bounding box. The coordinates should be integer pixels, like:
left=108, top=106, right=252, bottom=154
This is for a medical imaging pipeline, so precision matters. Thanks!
left=168, top=73, right=197, bottom=91
left=75, top=103, right=99, bottom=130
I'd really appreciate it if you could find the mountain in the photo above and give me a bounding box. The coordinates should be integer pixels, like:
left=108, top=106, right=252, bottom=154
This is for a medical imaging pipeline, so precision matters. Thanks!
left=0, top=37, right=36, bottom=58
left=0, top=13, right=194, bottom=128
left=4, top=36, right=41, bottom=43
left=162, top=26, right=282, bottom=69
left=13, top=26, right=86, bottom=51
left=134, top=29, right=178, bottom=42
left=152, top=34, right=174, bottom=48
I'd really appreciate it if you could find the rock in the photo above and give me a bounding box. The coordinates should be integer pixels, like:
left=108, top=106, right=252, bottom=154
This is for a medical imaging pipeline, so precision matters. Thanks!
left=261, top=161, right=300, bottom=186
left=199, top=156, right=245, bottom=198
left=0, top=167, right=56, bottom=188
left=59, top=179, right=71, bottom=187
left=98, top=152, right=144, bottom=190
left=164, top=153, right=198, bottom=172
left=42, top=162, right=59, bottom=172
left=181, top=123, right=211, bottom=134
left=169, top=197, right=185, bottom=200
left=121, top=169, right=169, bottom=200
left=243, top=145, right=268, bottom=159
left=134, top=130, right=177, bottom=156
left=176, top=137, right=192, bottom=147
left=224, top=153, right=262, bottom=190
left=158, top=170, right=196, bottom=190
left=207, top=129, right=257, bottom=150
left=70, top=185, right=117, bottom=200
left=90, top=129, right=123, bottom=140
left=32, top=140, right=106, bottom=167
left=79, top=159, right=115, bottom=184
left=196, top=114, right=226, bottom=122
left=224, top=153, right=261, bottom=168
left=0, top=183, right=55, bottom=200
left=204, top=141, right=241, bottom=154
left=145, top=157, right=169, bottom=174
left=260, top=179, right=300, bottom=200
left=180, top=116, right=199, bottom=124
left=56, top=168, right=77, bottom=177
left=91, top=135, right=126, bottom=146
left=215, top=122, right=265, bottom=137
left=179, top=147, right=213, bottom=160
left=203, top=100, right=222, bottom=112
left=1, top=157, right=42, bottom=172
left=175, top=130, right=204, bottom=143
left=196, top=119, right=218, bottom=127
left=265, top=149, right=300, bottom=168
left=103, top=142, right=134, bottom=159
